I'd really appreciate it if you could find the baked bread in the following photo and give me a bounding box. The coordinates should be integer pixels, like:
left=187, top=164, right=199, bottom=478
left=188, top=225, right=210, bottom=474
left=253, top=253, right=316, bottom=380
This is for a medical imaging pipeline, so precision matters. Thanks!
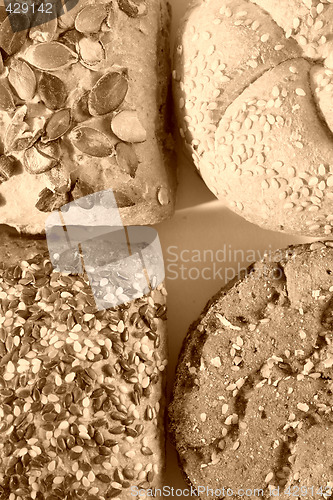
left=169, top=241, right=333, bottom=499
left=0, top=0, right=176, bottom=233
left=0, top=225, right=167, bottom=498
left=174, top=0, right=333, bottom=237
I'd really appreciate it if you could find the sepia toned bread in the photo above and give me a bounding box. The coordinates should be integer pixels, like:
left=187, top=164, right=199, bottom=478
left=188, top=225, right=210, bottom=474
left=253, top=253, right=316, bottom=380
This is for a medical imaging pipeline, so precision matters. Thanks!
left=169, top=241, right=333, bottom=499
left=0, top=0, right=176, bottom=233
left=174, top=0, right=333, bottom=237
left=0, top=225, right=168, bottom=499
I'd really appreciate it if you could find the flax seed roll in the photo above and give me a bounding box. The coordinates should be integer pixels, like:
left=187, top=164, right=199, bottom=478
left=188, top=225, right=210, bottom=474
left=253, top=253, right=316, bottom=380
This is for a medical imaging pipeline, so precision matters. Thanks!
left=0, top=225, right=168, bottom=499
left=174, top=0, right=333, bottom=237
left=0, top=0, right=176, bottom=233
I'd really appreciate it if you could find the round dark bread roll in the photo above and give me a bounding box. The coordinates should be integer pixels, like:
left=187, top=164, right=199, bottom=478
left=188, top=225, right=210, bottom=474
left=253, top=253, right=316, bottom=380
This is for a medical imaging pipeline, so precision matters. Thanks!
left=169, top=241, right=333, bottom=499
left=173, top=0, right=333, bottom=237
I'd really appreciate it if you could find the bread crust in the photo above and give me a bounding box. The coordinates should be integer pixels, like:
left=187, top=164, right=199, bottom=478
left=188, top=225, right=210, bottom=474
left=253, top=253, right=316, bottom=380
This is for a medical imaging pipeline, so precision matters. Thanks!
left=169, top=241, right=333, bottom=499
left=0, top=0, right=176, bottom=233
left=0, top=226, right=168, bottom=498
left=173, top=0, right=333, bottom=237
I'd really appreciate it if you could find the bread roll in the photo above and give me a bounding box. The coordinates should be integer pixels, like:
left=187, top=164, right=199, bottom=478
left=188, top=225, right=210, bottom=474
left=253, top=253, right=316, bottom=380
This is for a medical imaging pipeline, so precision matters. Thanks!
left=174, top=0, right=333, bottom=237
left=0, top=225, right=167, bottom=498
left=0, top=0, right=176, bottom=233
left=169, top=241, right=333, bottom=499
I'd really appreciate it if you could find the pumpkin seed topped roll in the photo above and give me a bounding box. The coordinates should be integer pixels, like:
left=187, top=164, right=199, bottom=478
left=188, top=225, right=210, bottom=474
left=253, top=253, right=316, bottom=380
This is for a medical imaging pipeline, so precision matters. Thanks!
left=0, top=0, right=176, bottom=233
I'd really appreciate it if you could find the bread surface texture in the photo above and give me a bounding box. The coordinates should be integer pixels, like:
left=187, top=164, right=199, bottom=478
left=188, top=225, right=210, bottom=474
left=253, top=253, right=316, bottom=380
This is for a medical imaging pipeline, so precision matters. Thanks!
left=0, top=0, right=176, bottom=233
left=174, top=0, right=333, bottom=236
left=169, top=241, right=333, bottom=499
left=0, top=227, right=167, bottom=499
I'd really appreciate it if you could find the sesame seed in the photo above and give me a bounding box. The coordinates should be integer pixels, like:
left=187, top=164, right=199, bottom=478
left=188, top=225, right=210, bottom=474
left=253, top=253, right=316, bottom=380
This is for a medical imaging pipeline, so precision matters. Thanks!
left=309, top=176, right=319, bottom=186
left=297, top=403, right=309, bottom=412
left=265, top=472, right=274, bottom=483
left=296, top=88, right=306, bottom=96
left=298, top=35, right=308, bottom=46
left=260, top=34, right=270, bottom=42
left=284, top=202, right=295, bottom=210
left=233, top=440, right=240, bottom=450
left=293, top=17, right=300, bottom=29
left=211, top=356, right=222, bottom=368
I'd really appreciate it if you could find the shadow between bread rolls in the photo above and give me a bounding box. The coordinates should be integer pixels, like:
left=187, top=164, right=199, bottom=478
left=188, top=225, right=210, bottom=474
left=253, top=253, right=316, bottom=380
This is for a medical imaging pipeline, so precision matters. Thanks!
left=169, top=241, right=333, bottom=500
left=174, top=0, right=333, bottom=237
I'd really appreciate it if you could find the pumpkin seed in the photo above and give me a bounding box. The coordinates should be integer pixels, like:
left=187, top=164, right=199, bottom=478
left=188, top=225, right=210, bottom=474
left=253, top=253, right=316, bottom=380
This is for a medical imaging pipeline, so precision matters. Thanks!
left=106, top=3, right=116, bottom=29
left=72, top=91, right=91, bottom=122
left=75, top=5, right=107, bottom=34
left=117, top=0, right=148, bottom=18
left=24, top=146, right=58, bottom=174
left=8, top=60, right=36, bottom=101
left=0, top=52, right=3, bottom=74
left=38, top=73, right=68, bottom=110
left=0, top=14, right=29, bottom=55
left=115, top=142, right=138, bottom=178
left=77, top=37, right=105, bottom=68
left=0, top=155, right=17, bottom=183
left=111, top=111, right=147, bottom=143
left=69, top=126, right=114, bottom=157
left=58, top=0, right=82, bottom=30
left=157, top=187, right=170, bottom=206
left=0, top=81, right=15, bottom=113
left=88, top=71, right=128, bottom=116
left=114, top=191, right=135, bottom=208
left=35, top=187, right=69, bottom=212
left=36, top=140, right=61, bottom=160
left=58, top=29, right=82, bottom=52
left=24, top=42, right=78, bottom=71
left=43, top=109, right=71, bottom=142
left=4, top=106, right=43, bottom=153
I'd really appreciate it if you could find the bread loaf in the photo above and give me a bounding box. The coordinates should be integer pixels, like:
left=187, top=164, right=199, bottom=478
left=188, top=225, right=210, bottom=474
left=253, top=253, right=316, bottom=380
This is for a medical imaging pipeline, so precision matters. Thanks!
left=0, top=225, right=167, bottom=499
left=169, top=241, right=333, bottom=499
left=0, top=0, right=176, bottom=233
left=174, top=0, right=333, bottom=237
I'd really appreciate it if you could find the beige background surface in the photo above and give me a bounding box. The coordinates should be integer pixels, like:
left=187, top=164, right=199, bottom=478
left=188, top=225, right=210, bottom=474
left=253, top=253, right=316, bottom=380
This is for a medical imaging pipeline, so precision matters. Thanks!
left=155, top=0, right=316, bottom=496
